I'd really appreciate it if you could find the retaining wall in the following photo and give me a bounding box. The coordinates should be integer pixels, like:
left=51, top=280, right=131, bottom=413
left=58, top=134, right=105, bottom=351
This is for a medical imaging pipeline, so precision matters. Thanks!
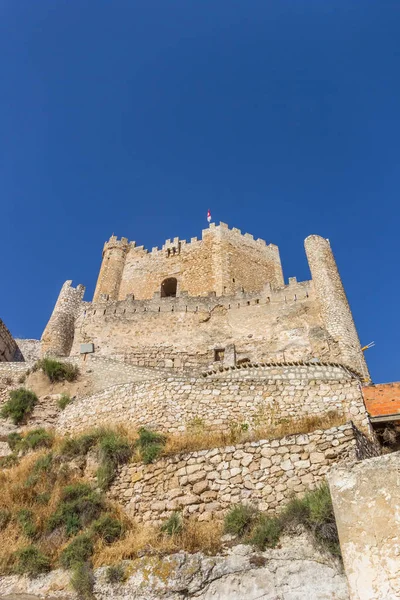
left=110, top=422, right=363, bottom=523
left=57, top=365, right=369, bottom=435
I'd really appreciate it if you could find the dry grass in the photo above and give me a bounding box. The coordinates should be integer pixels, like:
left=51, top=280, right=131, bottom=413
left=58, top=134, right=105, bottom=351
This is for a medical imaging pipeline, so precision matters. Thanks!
left=162, top=411, right=346, bottom=457
left=93, top=519, right=223, bottom=567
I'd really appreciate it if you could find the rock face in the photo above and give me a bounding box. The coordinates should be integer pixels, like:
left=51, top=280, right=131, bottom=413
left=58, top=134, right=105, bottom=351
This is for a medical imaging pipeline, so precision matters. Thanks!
left=0, top=535, right=349, bottom=600
left=329, top=452, right=400, bottom=600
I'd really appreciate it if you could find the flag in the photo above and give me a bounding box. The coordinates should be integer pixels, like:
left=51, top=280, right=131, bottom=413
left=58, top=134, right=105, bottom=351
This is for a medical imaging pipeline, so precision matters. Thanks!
left=207, top=209, right=212, bottom=223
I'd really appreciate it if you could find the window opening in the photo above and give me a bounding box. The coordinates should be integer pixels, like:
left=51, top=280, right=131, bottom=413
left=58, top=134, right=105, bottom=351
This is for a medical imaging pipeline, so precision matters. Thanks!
left=161, top=277, right=177, bottom=298
left=214, top=348, right=225, bottom=362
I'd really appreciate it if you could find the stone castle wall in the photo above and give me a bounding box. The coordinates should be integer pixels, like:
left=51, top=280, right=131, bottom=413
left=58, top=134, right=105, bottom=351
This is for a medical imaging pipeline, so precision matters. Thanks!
left=305, top=235, right=369, bottom=380
left=70, top=281, right=347, bottom=370
left=41, top=280, right=85, bottom=357
left=110, top=422, right=360, bottom=523
left=94, top=223, right=284, bottom=302
left=14, top=339, right=41, bottom=362
left=56, top=365, right=369, bottom=436
left=0, top=319, right=23, bottom=362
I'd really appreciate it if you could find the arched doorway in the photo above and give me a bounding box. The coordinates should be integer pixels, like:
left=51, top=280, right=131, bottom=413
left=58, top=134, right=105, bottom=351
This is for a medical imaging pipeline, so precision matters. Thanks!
left=161, top=277, right=177, bottom=298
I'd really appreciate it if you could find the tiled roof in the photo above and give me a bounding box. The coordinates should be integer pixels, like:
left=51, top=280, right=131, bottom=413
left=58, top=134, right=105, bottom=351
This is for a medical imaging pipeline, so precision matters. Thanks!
left=363, top=382, right=400, bottom=421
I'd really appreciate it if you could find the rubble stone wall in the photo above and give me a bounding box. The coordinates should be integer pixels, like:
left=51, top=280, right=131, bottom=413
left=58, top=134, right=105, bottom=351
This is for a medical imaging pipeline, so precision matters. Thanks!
left=110, top=423, right=357, bottom=523
left=0, top=319, right=23, bottom=362
left=56, top=365, right=369, bottom=435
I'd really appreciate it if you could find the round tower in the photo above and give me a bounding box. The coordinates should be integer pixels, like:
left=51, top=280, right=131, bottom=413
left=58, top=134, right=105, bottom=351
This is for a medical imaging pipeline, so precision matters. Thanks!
left=93, top=236, right=129, bottom=302
left=304, top=235, right=370, bottom=381
left=41, top=280, right=85, bottom=357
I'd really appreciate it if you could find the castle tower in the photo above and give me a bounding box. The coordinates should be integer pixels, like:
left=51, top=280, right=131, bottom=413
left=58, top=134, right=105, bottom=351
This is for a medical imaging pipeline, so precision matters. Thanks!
left=93, top=236, right=129, bottom=302
left=41, top=280, right=85, bottom=357
left=304, top=235, right=369, bottom=380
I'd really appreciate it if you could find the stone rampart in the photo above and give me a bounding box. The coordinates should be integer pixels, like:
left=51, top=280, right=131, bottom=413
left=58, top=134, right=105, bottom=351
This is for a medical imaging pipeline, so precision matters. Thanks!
left=56, top=365, right=369, bottom=435
left=14, top=339, right=41, bottom=362
left=70, top=285, right=347, bottom=370
left=109, top=422, right=358, bottom=523
left=0, top=319, right=23, bottom=362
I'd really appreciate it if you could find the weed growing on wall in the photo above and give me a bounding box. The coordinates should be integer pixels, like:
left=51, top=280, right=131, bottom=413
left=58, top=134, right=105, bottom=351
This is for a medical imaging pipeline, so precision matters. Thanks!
left=135, top=427, right=166, bottom=464
left=161, top=512, right=183, bottom=536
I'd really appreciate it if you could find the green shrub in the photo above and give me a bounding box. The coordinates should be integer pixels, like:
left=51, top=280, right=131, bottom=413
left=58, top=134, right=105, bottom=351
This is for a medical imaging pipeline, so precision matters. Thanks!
left=17, top=509, right=37, bottom=539
left=136, top=427, right=166, bottom=464
left=70, top=561, right=95, bottom=599
left=141, top=444, right=163, bottom=464
left=22, top=429, right=54, bottom=452
left=60, top=534, right=94, bottom=569
left=1, top=388, right=38, bottom=424
left=161, top=512, right=183, bottom=536
left=105, top=563, right=127, bottom=583
left=0, top=509, right=11, bottom=530
left=14, top=545, right=51, bottom=577
left=96, top=431, right=132, bottom=489
left=281, top=483, right=340, bottom=556
left=59, top=432, right=100, bottom=458
left=7, top=432, right=22, bottom=451
left=18, top=374, right=26, bottom=384
left=24, top=453, right=53, bottom=488
left=91, top=514, right=123, bottom=543
left=58, top=393, right=73, bottom=410
left=249, top=515, right=282, bottom=550
left=0, top=453, right=18, bottom=468
left=47, top=483, right=104, bottom=536
left=36, top=358, right=79, bottom=383
left=224, top=504, right=257, bottom=537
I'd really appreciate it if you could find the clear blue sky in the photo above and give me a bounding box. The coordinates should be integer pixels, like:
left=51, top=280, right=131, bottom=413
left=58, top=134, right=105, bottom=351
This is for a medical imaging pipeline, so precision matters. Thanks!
left=1, top=1, right=398, bottom=383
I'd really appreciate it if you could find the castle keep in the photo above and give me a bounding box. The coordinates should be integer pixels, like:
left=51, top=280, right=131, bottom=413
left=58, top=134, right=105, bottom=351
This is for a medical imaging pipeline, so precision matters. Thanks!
left=41, top=222, right=369, bottom=380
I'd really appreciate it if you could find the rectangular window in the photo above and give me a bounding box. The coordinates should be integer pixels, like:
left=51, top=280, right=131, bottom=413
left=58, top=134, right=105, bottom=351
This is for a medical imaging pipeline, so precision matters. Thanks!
left=214, top=348, right=225, bottom=362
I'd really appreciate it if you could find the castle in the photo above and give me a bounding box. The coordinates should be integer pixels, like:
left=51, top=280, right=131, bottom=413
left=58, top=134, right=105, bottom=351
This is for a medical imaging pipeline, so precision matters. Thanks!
left=40, top=222, right=369, bottom=381
left=3, top=224, right=399, bottom=600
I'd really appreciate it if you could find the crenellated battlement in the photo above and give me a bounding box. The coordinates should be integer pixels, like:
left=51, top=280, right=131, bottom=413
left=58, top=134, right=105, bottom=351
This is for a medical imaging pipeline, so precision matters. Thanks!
left=102, top=222, right=275, bottom=260
left=89, top=278, right=313, bottom=315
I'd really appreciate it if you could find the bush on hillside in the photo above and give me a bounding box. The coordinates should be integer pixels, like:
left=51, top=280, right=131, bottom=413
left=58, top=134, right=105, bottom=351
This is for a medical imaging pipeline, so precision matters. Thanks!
left=14, top=545, right=51, bottom=577
left=0, top=388, right=38, bottom=424
left=36, top=358, right=79, bottom=383
left=136, top=427, right=166, bottom=464
left=97, top=430, right=132, bottom=490
left=224, top=503, right=257, bottom=537
left=105, top=563, right=127, bottom=583
left=161, top=512, right=183, bottom=536
left=91, top=514, right=123, bottom=544
left=70, top=561, right=95, bottom=600
left=47, top=483, right=104, bottom=536
left=58, top=393, right=73, bottom=409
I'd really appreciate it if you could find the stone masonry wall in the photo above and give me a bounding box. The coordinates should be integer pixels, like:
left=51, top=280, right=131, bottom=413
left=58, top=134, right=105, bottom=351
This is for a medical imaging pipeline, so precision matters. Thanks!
left=70, top=282, right=350, bottom=370
left=305, top=235, right=369, bottom=381
left=14, top=339, right=41, bottom=362
left=109, top=422, right=357, bottom=523
left=41, top=280, right=85, bottom=357
left=0, top=319, right=23, bottom=362
left=56, top=365, right=369, bottom=435
left=95, top=223, right=285, bottom=302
